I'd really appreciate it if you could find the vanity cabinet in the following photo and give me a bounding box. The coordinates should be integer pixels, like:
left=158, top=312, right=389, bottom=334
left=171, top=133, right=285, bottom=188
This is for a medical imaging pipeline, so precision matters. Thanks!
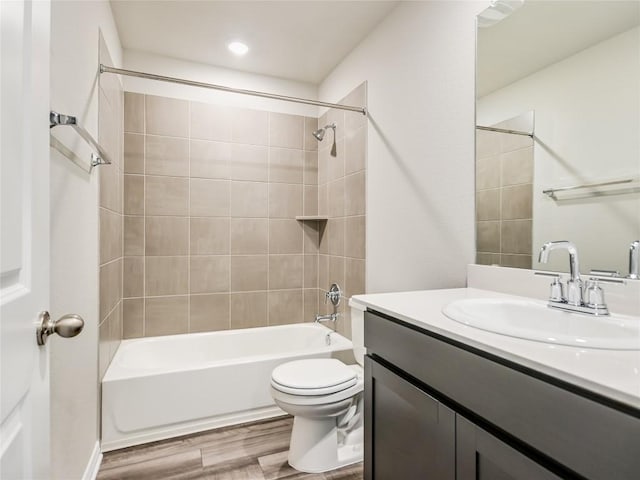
left=364, top=310, right=640, bottom=480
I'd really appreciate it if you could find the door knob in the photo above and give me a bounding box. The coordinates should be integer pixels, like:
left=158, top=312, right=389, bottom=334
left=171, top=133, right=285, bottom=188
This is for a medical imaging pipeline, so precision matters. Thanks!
left=36, top=311, right=84, bottom=346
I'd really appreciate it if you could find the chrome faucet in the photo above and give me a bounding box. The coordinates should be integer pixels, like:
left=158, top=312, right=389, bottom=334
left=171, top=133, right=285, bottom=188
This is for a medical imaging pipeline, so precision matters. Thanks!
left=538, top=241, right=582, bottom=306
left=629, top=240, right=639, bottom=279
left=315, top=312, right=340, bottom=324
left=537, top=241, right=611, bottom=316
left=315, top=283, right=343, bottom=324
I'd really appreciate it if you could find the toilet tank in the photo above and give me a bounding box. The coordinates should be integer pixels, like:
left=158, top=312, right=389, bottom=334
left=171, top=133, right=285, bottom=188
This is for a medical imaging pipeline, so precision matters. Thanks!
left=349, top=299, right=366, bottom=366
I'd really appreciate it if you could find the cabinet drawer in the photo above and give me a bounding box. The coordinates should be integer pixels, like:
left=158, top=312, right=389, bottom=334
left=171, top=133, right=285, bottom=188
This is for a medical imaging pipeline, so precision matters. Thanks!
left=365, top=310, right=640, bottom=479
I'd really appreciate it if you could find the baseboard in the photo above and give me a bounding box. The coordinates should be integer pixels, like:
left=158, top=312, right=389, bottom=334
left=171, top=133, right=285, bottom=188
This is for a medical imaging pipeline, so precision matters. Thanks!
left=81, top=441, right=103, bottom=480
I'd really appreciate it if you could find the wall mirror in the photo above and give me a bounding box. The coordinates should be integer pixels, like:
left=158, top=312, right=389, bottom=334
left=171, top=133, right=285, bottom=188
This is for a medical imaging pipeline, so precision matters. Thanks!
left=475, top=0, right=640, bottom=275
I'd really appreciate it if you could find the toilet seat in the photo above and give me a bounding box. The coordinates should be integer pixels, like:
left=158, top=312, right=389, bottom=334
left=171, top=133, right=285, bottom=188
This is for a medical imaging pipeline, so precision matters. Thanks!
left=271, top=358, right=357, bottom=396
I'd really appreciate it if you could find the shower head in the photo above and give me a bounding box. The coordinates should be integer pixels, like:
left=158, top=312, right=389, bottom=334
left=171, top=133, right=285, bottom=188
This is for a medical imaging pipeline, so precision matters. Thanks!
left=312, top=123, right=337, bottom=157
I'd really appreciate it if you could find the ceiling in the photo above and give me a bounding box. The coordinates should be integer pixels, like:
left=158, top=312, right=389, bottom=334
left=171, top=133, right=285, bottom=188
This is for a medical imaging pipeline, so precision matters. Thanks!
left=477, top=1, right=640, bottom=97
left=110, top=1, right=398, bottom=84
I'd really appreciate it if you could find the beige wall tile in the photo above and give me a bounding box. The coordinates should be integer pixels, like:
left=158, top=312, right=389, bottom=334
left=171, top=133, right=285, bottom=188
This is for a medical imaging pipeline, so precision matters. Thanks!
left=100, top=208, right=122, bottom=265
left=145, top=176, right=188, bottom=216
left=304, top=151, right=318, bottom=185
left=269, top=219, right=303, bottom=254
left=304, top=117, right=318, bottom=151
left=190, top=178, right=230, bottom=217
left=501, top=147, right=533, bottom=186
left=328, top=256, right=345, bottom=296
left=190, top=256, right=230, bottom=294
left=269, top=255, right=303, bottom=290
left=476, top=154, right=500, bottom=190
left=318, top=220, right=329, bottom=255
left=230, top=181, right=268, bottom=217
left=303, top=289, right=318, bottom=322
left=318, top=184, right=327, bottom=217
left=230, top=255, right=268, bottom=291
left=190, top=140, right=230, bottom=179
left=268, top=290, right=303, bottom=325
left=501, top=132, right=533, bottom=153
left=476, top=130, right=501, bottom=158
left=345, top=215, right=365, bottom=259
left=345, top=258, right=365, bottom=299
left=269, top=147, right=304, bottom=184
left=476, top=252, right=500, bottom=265
left=232, top=108, right=268, bottom=145
left=328, top=218, right=345, bottom=256
left=230, top=144, right=268, bottom=182
left=230, top=219, right=268, bottom=254
left=145, top=256, right=188, bottom=296
left=124, top=215, right=144, bottom=256
left=270, top=112, right=304, bottom=149
left=476, top=189, right=500, bottom=221
left=477, top=221, right=500, bottom=253
left=124, top=174, right=144, bottom=215
left=145, top=135, right=189, bottom=177
left=303, top=221, right=321, bottom=253
left=145, top=296, right=188, bottom=336
left=123, top=298, right=143, bottom=339
left=145, top=95, right=189, bottom=137
left=304, top=255, right=318, bottom=288
left=345, top=171, right=365, bottom=216
left=145, top=216, right=188, bottom=255
left=501, top=220, right=532, bottom=255
left=318, top=147, right=329, bottom=185
left=303, top=185, right=318, bottom=216
left=190, top=294, right=230, bottom=332
left=318, top=255, right=329, bottom=289
left=99, top=259, right=121, bottom=321
left=190, top=102, right=232, bottom=142
left=501, top=254, right=532, bottom=269
left=124, top=92, right=144, bottom=134
left=190, top=217, right=230, bottom=255
left=230, top=292, right=267, bottom=329
left=345, top=127, right=366, bottom=175
left=269, top=183, right=302, bottom=218
left=327, top=179, right=344, bottom=218
left=123, top=256, right=143, bottom=298
left=124, top=133, right=144, bottom=174
left=502, top=184, right=532, bottom=220
left=100, top=161, right=122, bottom=212
left=327, top=140, right=345, bottom=182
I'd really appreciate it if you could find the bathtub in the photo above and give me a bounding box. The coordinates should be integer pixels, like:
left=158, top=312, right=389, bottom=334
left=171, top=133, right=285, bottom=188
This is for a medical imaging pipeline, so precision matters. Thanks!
left=101, top=323, right=352, bottom=451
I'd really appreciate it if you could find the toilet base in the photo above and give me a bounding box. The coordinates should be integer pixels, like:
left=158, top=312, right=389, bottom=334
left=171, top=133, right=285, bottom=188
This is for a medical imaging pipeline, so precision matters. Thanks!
left=287, top=415, right=363, bottom=473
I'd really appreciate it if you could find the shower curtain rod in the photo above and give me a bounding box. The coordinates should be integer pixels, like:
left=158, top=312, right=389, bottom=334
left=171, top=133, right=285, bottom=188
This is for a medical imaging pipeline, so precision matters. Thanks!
left=476, top=125, right=533, bottom=137
left=99, top=65, right=367, bottom=116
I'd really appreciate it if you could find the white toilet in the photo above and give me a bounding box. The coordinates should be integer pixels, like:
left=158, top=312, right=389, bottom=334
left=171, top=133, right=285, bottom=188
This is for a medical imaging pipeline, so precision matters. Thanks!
left=270, top=303, right=366, bottom=473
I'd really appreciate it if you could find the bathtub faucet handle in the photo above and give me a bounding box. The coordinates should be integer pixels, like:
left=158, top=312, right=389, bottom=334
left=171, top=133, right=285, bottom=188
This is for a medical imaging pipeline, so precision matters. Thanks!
left=324, top=283, right=342, bottom=307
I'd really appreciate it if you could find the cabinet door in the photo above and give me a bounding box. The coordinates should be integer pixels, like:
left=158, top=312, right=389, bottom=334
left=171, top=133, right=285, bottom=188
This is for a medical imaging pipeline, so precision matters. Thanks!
left=456, top=416, right=562, bottom=480
left=365, top=356, right=455, bottom=480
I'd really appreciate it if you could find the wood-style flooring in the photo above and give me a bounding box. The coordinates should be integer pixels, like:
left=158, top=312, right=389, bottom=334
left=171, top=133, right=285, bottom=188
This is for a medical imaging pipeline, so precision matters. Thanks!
left=97, top=416, right=363, bottom=480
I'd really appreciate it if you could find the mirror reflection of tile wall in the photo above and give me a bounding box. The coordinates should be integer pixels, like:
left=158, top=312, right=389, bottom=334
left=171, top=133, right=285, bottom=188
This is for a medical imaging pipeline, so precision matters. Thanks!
left=476, top=120, right=533, bottom=269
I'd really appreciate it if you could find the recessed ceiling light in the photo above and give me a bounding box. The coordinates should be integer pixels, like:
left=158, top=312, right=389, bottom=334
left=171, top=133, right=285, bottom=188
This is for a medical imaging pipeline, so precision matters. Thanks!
left=228, top=41, right=249, bottom=56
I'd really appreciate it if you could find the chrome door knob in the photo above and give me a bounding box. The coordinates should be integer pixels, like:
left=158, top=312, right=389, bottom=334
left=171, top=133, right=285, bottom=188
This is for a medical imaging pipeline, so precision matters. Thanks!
left=36, top=311, right=84, bottom=346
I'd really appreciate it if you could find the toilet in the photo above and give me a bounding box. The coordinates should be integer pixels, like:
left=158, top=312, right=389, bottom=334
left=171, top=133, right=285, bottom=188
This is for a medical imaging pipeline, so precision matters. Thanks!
left=270, top=303, right=366, bottom=473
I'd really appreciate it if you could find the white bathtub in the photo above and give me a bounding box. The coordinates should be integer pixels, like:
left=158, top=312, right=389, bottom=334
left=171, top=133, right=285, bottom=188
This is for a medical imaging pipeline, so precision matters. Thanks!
left=101, top=323, right=352, bottom=451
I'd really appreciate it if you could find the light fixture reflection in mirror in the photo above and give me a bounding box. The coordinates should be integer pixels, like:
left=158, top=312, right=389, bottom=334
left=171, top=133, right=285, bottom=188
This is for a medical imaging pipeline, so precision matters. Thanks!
left=475, top=1, right=640, bottom=276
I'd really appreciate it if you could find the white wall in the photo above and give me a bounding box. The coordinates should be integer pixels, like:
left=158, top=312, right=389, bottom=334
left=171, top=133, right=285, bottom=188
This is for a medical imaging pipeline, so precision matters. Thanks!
left=320, top=1, right=486, bottom=293
left=123, top=50, right=318, bottom=117
left=49, top=1, right=122, bottom=478
left=478, top=27, right=640, bottom=274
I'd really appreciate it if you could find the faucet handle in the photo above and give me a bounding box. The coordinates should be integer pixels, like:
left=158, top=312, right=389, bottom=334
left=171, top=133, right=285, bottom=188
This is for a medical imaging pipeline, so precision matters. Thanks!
left=584, top=278, right=606, bottom=308
left=548, top=276, right=565, bottom=302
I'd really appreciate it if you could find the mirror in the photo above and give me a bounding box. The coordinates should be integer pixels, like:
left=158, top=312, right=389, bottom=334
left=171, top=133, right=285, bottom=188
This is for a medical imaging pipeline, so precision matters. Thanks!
left=475, top=0, right=640, bottom=276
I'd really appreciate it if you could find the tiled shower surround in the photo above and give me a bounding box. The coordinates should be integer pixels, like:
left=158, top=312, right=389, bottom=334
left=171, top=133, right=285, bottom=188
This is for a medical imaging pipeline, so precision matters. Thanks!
left=121, top=84, right=366, bottom=339
left=475, top=119, right=533, bottom=269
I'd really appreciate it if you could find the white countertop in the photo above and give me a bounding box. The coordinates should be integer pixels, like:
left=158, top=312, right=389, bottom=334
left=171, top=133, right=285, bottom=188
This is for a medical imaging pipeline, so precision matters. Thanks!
left=351, top=288, right=640, bottom=411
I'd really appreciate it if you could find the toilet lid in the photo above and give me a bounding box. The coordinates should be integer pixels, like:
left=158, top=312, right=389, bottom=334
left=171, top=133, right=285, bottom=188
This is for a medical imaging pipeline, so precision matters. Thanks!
left=271, top=359, right=357, bottom=395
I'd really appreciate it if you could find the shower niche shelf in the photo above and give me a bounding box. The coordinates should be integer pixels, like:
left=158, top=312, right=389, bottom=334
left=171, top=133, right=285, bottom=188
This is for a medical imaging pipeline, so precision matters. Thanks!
left=295, top=216, right=328, bottom=222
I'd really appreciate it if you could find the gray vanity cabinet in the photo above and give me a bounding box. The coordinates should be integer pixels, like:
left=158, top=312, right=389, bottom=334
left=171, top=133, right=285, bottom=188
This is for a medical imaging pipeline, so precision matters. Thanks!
left=456, top=416, right=561, bottom=480
left=364, top=310, right=640, bottom=480
left=364, top=356, right=455, bottom=480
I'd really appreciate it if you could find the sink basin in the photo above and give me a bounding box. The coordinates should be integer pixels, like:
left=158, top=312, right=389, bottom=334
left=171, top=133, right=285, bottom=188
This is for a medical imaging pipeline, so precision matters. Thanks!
left=442, top=298, right=640, bottom=350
